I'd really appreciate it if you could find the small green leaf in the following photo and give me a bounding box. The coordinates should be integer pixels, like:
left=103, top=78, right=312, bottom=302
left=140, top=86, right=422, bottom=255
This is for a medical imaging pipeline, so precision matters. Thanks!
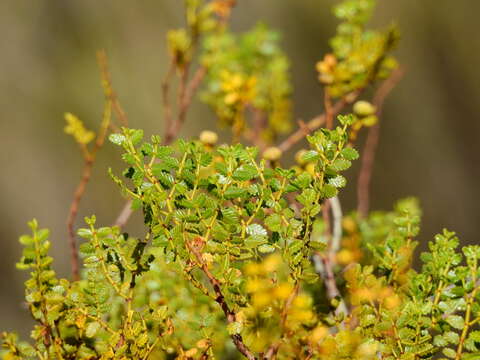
left=341, top=147, right=359, bottom=160
left=328, top=175, right=346, bottom=188
left=85, top=322, right=100, bottom=338
left=301, top=150, right=320, bottom=163
left=258, top=244, right=275, bottom=254
left=265, top=214, right=282, bottom=232
left=109, top=133, right=126, bottom=146
left=232, top=164, right=257, bottom=181
left=246, top=224, right=267, bottom=237
left=446, top=315, right=465, bottom=330
left=227, top=321, right=243, bottom=335
left=330, top=158, right=351, bottom=172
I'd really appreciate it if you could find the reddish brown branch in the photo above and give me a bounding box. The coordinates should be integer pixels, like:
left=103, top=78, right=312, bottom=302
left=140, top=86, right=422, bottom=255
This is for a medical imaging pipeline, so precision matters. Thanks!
left=114, top=66, right=206, bottom=228
left=162, top=59, right=176, bottom=145
left=263, top=284, right=300, bottom=360
left=165, top=65, right=207, bottom=145
left=277, top=90, right=361, bottom=153
left=67, top=102, right=112, bottom=281
left=67, top=158, right=94, bottom=281
left=97, top=50, right=128, bottom=127
left=187, top=238, right=257, bottom=360
left=357, top=68, right=405, bottom=218
left=324, top=90, right=334, bottom=130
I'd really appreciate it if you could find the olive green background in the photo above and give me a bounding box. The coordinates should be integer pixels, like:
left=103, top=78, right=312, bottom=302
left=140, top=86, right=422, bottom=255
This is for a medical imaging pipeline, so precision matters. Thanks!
left=1, top=1, right=479, bottom=336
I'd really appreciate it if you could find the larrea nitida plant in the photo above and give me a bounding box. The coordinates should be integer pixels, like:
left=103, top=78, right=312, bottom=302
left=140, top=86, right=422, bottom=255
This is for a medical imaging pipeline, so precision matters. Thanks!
left=2, top=1, right=480, bottom=360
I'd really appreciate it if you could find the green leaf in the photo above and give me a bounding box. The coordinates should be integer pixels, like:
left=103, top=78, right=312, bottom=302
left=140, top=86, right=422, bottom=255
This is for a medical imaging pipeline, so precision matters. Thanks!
left=245, top=235, right=267, bottom=249
left=442, top=348, right=456, bottom=359
left=446, top=315, right=465, bottom=330
left=330, top=158, right=351, bottom=172
left=224, top=187, right=248, bottom=199
left=258, top=244, right=275, bottom=254
left=227, top=321, right=243, bottom=335
left=232, top=164, right=257, bottom=181
left=246, top=224, right=267, bottom=237
left=77, top=228, right=93, bottom=239
left=131, top=129, right=144, bottom=145
left=86, top=322, right=100, bottom=338
left=328, top=175, right=346, bottom=188
left=341, top=147, right=359, bottom=160
left=109, top=133, right=126, bottom=146
left=265, top=214, right=282, bottom=232
left=321, top=184, right=338, bottom=199
left=301, top=150, right=320, bottom=163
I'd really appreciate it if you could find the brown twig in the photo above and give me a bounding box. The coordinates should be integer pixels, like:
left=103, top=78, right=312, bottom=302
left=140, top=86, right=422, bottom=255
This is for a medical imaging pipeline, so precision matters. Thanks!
left=97, top=50, right=128, bottom=127
left=277, top=90, right=361, bottom=153
left=323, top=89, right=334, bottom=130
left=357, top=68, right=405, bottom=218
left=186, top=238, right=257, bottom=360
left=113, top=65, right=207, bottom=228
left=263, top=284, right=300, bottom=360
left=165, top=65, right=207, bottom=145
left=162, top=59, right=176, bottom=145
left=67, top=100, right=112, bottom=281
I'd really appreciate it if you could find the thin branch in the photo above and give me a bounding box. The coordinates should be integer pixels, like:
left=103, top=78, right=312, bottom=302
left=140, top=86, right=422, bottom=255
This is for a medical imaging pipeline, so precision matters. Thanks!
left=323, top=89, right=334, bottom=130
left=67, top=100, right=112, bottom=281
left=162, top=59, right=176, bottom=145
left=97, top=50, right=128, bottom=127
left=278, top=90, right=361, bottom=152
left=263, top=284, right=300, bottom=360
left=357, top=68, right=405, bottom=218
left=187, top=238, right=257, bottom=360
left=178, top=66, right=207, bottom=131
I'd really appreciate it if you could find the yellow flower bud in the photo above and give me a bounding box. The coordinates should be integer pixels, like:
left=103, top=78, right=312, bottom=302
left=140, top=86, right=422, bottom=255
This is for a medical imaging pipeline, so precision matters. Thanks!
left=199, top=130, right=218, bottom=145
left=295, top=149, right=308, bottom=166
left=362, top=115, right=378, bottom=127
left=305, top=163, right=316, bottom=176
left=262, top=146, right=282, bottom=161
left=353, top=100, right=376, bottom=117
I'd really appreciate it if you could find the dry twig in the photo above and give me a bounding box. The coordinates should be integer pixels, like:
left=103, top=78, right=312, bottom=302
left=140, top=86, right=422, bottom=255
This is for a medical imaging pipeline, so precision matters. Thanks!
left=67, top=99, right=112, bottom=280
left=357, top=68, right=405, bottom=218
left=187, top=238, right=257, bottom=360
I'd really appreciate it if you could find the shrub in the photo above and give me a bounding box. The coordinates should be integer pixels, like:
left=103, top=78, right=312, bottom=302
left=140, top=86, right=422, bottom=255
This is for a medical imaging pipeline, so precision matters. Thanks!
left=3, top=1, right=479, bottom=360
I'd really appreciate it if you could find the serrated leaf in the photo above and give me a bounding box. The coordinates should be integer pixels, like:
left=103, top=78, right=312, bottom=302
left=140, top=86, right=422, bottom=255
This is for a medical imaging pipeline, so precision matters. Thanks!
left=245, top=235, right=267, bottom=248
left=109, top=133, right=126, bottom=146
left=330, top=158, right=351, bottom=171
left=232, top=164, right=257, bottom=181
left=328, top=175, right=346, bottom=188
left=86, top=322, right=100, bottom=338
left=265, top=214, right=282, bottom=232
left=227, top=321, right=243, bottom=335
left=258, top=244, right=276, bottom=254
left=446, top=315, right=465, bottom=330
left=301, top=150, right=320, bottom=163
left=224, top=187, right=248, bottom=199
left=246, top=224, right=267, bottom=237
left=321, top=184, right=338, bottom=199
left=341, top=147, right=359, bottom=160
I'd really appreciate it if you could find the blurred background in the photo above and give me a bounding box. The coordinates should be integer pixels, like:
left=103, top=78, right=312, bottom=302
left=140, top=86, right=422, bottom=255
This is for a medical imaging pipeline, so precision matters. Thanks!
left=1, top=0, right=479, bottom=336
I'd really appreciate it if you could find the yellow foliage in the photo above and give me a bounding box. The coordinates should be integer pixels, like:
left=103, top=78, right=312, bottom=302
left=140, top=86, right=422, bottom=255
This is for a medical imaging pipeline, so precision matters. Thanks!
left=64, top=112, right=95, bottom=145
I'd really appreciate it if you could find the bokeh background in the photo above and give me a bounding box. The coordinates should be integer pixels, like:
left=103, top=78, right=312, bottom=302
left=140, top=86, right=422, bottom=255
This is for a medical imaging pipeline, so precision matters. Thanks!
left=1, top=0, right=479, bottom=336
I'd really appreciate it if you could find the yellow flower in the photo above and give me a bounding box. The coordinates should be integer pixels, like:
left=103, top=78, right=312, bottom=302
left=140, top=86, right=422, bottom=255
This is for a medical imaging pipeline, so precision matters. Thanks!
left=64, top=112, right=95, bottom=145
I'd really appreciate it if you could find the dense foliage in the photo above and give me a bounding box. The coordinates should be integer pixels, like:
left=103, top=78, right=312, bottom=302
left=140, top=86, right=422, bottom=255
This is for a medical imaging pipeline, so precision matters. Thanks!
left=3, top=1, right=479, bottom=360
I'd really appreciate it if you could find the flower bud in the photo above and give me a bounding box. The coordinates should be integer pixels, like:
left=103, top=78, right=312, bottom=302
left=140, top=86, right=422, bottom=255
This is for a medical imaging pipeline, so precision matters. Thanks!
left=199, top=130, right=218, bottom=145
left=353, top=100, right=376, bottom=117
left=262, top=146, right=282, bottom=161
left=295, top=149, right=308, bottom=166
